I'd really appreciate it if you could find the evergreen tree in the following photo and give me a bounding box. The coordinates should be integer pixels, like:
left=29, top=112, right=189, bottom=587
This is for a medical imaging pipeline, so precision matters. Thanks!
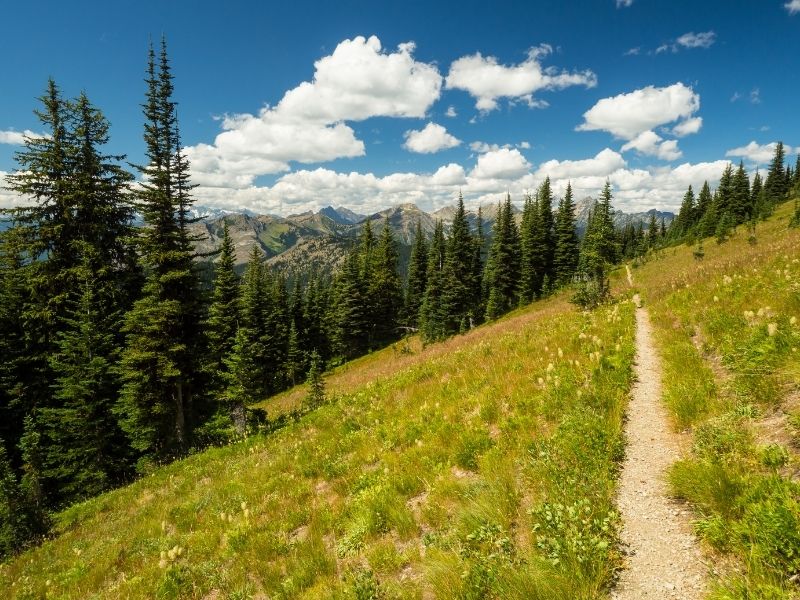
left=303, top=351, right=325, bottom=411
left=537, top=177, right=556, bottom=286
left=553, top=182, right=579, bottom=286
left=518, top=192, right=539, bottom=305
left=39, top=264, right=124, bottom=506
left=116, top=40, right=203, bottom=467
left=695, top=181, right=713, bottom=225
left=469, top=206, right=486, bottom=321
left=224, top=246, right=269, bottom=423
left=369, top=217, right=402, bottom=345
left=672, top=185, right=695, bottom=238
left=484, top=195, right=520, bottom=320
left=204, top=221, right=240, bottom=395
left=646, top=212, right=659, bottom=248
left=716, top=163, right=735, bottom=217
left=403, top=220, right=428, bottom=329
left=441, top=194, right=476, bottom=332
left=285, top=320, right=304, bottom=386
left=330, top=249, right=369, bottom=359
left=764, top=141, right=787, bottom=203
left=419, top=220, right=447, bottom=341
left=731, top=161, right=751, bottom=223
left=0, top=443, right=43, bottom=558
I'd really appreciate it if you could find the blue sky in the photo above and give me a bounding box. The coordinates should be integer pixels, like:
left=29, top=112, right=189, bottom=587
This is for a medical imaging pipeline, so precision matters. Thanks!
left=2, top=0, right=799, bottom=214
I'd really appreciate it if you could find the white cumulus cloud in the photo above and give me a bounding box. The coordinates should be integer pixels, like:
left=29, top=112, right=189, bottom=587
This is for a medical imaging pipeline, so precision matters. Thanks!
left=470, top=148, right=531, bottom=179
left=621, top=130, right=683, bottom=160
left=671, top=116, right=703, bottom=137
left=445, top=44, right=597, bottom=112
left=0, top=129, right=42, bottom=145
left=616, top=0, right=634, bottom=7
left=725, top=141, right=796, bottom=164
left=786, top=0, right=800, bottom=15
left=577, top=83, right=700, bottom=140
left=185, top=35, right=443, bottom=187
left=403, top=122, right=461, bottom=154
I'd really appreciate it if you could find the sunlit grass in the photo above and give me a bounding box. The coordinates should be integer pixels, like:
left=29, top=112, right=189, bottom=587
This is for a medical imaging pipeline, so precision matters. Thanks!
left=633, top=199, right=800, bottom=598
left=1, top=291, right=636, bottom=598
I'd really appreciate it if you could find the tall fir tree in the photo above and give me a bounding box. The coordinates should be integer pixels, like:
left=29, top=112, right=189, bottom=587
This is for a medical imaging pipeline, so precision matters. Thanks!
left=484, top=195, right=520, bottom=320
left=672, top=185, right=695, bottom=238
left=441, top=194, right=475, bottom=332
left=116, top=41, right=203, bottom=467
left=369, top=217, right=402, bottom=345
left=764, top=141, right=787, bottom=204
left=330, top=248, right=369, bottom=359
left=469, top=206, right=486, bottom=321
left=419, top=220, right=447, bottom=341
left=203, top=221, right=240, bottom=395
left=403, top=220, right=428, bottom=329
left=731, top=161, right=752, bottom=223
left=553, top=182, right=579, bottom=285
left=518, top=192, right=540, bottom=305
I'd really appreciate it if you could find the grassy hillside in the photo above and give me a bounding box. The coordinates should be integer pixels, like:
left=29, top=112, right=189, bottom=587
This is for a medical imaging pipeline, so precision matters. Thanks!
left=1, top=294, right=636, bottom=598
left=632, top=200, right=800, bottom=599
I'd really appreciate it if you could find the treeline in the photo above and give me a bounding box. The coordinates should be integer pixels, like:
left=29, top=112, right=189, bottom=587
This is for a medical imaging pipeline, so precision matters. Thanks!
left=669, top=143, right=800, bottom=243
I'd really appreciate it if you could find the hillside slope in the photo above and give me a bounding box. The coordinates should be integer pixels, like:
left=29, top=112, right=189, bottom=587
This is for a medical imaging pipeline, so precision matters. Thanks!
left=630, top=200, right=800, bottom=598
left=1, top=293, right=637, bottom=598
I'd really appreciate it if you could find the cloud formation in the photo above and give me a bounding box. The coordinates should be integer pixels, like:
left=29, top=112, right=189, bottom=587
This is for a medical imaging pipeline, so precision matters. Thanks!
left=445, top=44, right=597, bottom=112
left=725, top=141, right=796, bottom=164
left=578, top=83, right=700, bottom=139
left=403, top=123, right=461, bottom=154
left=655, top=31, right=716, bottom=54
left=786, top=0, right=800, bottom=15
left=616, top=0, right=634, bottom=7
left=0, top=130, right=40, bottom=145
left=621, top=131, right=682, bottom=160
left=185, top=35, right=443, bottom=187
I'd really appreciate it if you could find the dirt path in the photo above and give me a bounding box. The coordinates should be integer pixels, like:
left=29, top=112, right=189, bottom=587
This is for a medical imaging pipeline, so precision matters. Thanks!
left=611, top=305, right=708, bottom=599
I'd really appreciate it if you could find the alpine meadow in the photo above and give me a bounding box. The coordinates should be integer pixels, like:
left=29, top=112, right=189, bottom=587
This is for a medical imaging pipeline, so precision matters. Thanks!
left=2, top=1, right=800, bottom=598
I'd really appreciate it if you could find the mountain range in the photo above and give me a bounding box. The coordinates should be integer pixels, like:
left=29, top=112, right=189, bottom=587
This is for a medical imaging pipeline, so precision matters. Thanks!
left=189, top=198, right=674, bottom=276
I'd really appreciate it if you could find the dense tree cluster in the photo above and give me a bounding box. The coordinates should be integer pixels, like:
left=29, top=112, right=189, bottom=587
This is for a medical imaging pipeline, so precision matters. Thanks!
left=669, top=143, right=799, bottom=243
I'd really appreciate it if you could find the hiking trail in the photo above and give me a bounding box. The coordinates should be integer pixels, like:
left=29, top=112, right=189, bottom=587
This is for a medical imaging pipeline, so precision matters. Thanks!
left=612, top=293, right=708, bottom=599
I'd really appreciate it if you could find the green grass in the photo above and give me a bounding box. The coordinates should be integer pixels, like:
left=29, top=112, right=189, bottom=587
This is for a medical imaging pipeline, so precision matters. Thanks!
left=0, top=295, right=636, bottom=599
left=633, top=199, right=800, bottom=599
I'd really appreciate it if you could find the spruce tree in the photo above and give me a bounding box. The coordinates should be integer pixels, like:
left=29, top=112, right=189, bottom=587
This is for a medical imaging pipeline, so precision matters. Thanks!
left=224, top=246, right=269, bottom=423
left=731, top=161, right=751, bottom=223
left=404, top=220, right=428, bottom=329
left=419, top=220, right=447, bottom=341
left=553, top=182, right=579, bottom=286
left=695, top=181, right=713, bottom=225
left=369, top=217, right=402, bottom=345
left=441, top=194, right=475, bottom=332
left=469, top=206, right=486, bottom=322
left=646, top=212, right=659, bottom=249
left=39, top=264, right=124, bottom=505
left=537, top=177, right=556, bottom=287
left=484, top=195, right=521, bottom=320
left=304, top=351, right=325, bottom=411
left=672, top=185, right=695, bottom=238
left=330, top=249, right=369, bottom=359
left=764, top=142, right=787, bottom=204
left=716, top=163, right=734, bottom=217
left=518, top=193, right=539, bottom=305
left=116, top=41, right=204, bottom=466
left=204, top=221, right=240, bottom=395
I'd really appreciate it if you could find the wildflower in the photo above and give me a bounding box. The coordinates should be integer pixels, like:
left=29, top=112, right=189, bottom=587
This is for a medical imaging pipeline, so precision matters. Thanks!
left=547, top=363, right=554, bottom=372
left=558, top=348, right=564, bottom=358
left=241, top=501, right=247, bottom=511
left=713, top=296, right=719, bottom=302
left=791, top=316, right=797, bottom=326
left=723, top=275, right=732, bottom=285
left=768, top=323, right=778, bottom=337
left=537, top=377, right=545, bottom=386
